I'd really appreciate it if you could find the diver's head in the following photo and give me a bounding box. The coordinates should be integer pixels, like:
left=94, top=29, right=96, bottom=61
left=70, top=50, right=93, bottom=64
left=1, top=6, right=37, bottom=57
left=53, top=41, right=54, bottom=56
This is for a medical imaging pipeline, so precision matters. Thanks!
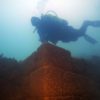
left=31, top=17, right=40, bottom=27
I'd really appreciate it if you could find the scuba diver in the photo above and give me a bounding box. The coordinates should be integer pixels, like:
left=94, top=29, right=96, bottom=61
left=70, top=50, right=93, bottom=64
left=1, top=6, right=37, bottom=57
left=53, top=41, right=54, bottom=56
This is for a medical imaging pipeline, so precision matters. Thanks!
left=31, top=11, right=100, bottom=44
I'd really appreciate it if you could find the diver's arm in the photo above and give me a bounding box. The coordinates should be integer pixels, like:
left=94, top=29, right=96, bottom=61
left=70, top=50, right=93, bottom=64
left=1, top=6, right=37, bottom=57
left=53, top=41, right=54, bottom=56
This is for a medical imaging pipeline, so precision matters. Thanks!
left=38, top=31, right=49, bottom=43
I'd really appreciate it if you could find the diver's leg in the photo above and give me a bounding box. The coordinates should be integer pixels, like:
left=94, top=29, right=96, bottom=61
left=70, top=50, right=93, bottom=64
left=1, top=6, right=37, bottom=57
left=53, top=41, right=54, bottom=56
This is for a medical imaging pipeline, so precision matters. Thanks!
left=88, top=20, right=100, bottom=27
left=79, top=21, right=92, bottom=33
left=79, top=21, right=99, bottom=44
left=80, top=20, right=100, bottom=33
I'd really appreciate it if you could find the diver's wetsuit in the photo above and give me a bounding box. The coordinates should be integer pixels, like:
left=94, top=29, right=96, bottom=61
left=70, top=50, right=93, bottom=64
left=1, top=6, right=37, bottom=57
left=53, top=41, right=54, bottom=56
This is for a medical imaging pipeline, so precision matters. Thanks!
left=35, top=15, right=67, bottom=44
left=31, top=15, right=100, bottom=44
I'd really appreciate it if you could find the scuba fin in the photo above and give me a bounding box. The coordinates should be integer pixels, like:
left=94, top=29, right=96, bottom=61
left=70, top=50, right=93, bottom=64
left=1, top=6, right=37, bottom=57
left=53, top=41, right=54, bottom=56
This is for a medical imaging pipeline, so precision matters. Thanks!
left=84, top=34, right=98, bottom=44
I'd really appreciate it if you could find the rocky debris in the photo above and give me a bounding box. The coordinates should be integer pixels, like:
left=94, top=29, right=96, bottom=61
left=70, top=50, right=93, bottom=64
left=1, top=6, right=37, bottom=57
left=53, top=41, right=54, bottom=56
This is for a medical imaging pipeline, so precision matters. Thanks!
left=0, top=43, right=100, bottom=100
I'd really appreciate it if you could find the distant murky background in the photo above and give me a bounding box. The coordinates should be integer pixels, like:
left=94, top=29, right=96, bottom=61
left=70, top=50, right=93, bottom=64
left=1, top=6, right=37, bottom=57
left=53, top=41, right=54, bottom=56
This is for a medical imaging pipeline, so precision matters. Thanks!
left=0, top=0, right=100, bottom=60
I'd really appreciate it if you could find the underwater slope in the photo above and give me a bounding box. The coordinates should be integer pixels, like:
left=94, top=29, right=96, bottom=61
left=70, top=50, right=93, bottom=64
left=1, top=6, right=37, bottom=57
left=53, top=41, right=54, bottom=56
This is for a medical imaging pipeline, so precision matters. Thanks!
left=0, top=43, right=100, bottom=100
left=21, top=43, right=100, bottom=100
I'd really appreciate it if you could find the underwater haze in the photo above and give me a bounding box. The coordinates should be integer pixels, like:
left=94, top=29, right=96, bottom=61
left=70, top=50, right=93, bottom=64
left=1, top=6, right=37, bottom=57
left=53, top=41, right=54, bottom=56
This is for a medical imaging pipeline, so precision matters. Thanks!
left=0, top=0, right=100, bottom=60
